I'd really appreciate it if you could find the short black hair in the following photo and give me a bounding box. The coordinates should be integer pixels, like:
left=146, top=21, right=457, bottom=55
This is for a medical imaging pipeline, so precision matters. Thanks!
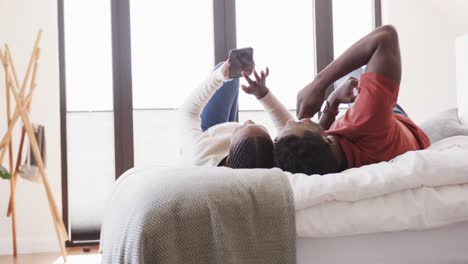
left=226, top=136, right=274, bottom=169
left=273, top=132, right=339, bottom=175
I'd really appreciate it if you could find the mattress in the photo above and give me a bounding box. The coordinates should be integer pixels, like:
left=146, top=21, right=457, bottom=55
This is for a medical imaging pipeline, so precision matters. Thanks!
left=291, top=136, right=468, bottom=237
left=297, top=220, right=468, bottom=264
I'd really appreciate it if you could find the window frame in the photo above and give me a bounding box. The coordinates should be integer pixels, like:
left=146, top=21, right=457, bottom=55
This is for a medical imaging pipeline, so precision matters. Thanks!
left=58, top=0, right=382, bottom=246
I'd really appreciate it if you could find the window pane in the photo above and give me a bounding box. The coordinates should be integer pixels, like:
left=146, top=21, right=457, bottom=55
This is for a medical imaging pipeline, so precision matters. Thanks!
left=236, top=0, right=315, bottom=110
left=67, top=112, right=115, bottom=237
left=333, top=0, right=373, bottom=58
left=64, top=0, right=115, bottom=239
left=131, top=1, right=213, bottom=167
left=133, top=110, right=181, bottom=168
left=130, top=0, right=214, bottom=109
left=64, top=0, right=113, bottom=111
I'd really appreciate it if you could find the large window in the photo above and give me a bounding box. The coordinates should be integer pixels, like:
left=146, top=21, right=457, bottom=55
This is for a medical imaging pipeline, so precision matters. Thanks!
left=131, top=1, right=214, bottom=109
left=60, top=0, right=380, bottom=244
left=63, top=0, right=116, bottom=240
left=130, top=0, right=214, bottom=168
left=236, top=0, right=315, bottom=110
left=236, top=0, right=315, bottom=136
left=333, top=0, right=374, bottom=58
left=332, top=0, right=374, bottom=95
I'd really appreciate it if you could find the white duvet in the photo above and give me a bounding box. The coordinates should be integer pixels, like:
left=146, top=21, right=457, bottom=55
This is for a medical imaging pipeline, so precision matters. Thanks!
left=290, top=136, right=468, bottom=238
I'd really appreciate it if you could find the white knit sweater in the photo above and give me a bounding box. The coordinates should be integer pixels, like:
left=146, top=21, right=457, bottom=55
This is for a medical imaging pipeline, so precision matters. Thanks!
left=179, top=66, right=294, bottom=167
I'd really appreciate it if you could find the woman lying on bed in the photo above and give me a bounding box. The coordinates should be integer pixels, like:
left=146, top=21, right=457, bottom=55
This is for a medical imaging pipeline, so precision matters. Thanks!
left=179, top=59, right=293, bottom=168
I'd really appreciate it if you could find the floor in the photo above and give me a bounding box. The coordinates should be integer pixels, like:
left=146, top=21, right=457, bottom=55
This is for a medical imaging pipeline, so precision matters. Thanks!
left=0, top=246, right=101, bottom=264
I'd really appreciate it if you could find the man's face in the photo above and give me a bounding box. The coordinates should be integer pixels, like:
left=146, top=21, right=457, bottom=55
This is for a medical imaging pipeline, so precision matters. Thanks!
left=276, top=119, right=323, bottom=140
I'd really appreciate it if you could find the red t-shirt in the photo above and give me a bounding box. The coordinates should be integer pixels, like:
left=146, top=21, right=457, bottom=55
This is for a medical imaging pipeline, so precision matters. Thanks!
left=326, top=72, right=430, bottom=169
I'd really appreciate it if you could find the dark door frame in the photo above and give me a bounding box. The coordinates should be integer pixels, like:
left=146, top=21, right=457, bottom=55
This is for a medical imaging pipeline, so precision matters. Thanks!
left=111, top=0, right=135, bottom=180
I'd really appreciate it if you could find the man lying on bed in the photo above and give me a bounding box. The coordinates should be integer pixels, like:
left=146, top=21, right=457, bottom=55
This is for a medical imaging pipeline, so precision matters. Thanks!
left=274, top=25, right=430, bottom=175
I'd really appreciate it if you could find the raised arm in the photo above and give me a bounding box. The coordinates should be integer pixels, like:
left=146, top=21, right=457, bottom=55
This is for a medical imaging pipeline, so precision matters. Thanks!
left=241, top=68, right=294, bottom=133
left=297, top=25, right=401, bottom=119
left=318, top=77, right=358, bottom=130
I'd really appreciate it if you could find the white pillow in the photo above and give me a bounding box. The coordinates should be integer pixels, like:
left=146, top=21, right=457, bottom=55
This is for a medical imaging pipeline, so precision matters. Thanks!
left=456, top=34, right=468, bottom=125
left=419, top=108, right=468, bottom=144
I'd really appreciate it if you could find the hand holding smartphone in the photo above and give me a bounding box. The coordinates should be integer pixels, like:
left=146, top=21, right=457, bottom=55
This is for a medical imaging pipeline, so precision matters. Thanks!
left=228, top=47, right=254, bottom=79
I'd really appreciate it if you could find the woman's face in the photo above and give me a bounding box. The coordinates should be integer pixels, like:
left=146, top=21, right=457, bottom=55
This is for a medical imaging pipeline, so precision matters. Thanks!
left=231, top=120, right=270, bottom=144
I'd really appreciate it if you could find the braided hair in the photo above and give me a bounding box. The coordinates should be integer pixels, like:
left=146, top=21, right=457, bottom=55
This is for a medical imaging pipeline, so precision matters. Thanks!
left=226, top=136, right=274, bottom=169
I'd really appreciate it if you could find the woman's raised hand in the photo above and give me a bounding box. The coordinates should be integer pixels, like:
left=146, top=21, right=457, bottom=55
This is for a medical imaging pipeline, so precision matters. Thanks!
left=241, top=67, right=270, bottom=100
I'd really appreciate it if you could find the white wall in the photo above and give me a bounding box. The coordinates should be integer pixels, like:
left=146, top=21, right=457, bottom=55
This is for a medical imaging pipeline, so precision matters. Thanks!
left=456, top=34, right=468, bottom=125
left=0, top=0, right=62, bottom=254
left=382, top=0, right=468, bottom=122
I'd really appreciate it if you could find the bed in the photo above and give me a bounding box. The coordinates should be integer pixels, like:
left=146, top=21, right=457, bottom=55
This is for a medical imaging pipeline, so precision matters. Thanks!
left=100, top=108, right=468, bottom=263
left=297, top=220, right=468, bottom=264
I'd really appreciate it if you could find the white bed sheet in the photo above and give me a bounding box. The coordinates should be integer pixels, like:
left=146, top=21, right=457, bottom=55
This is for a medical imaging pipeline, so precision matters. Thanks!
left=297, top=220, right=468, bottom=264
left=290, top=136, right=468, bottom=237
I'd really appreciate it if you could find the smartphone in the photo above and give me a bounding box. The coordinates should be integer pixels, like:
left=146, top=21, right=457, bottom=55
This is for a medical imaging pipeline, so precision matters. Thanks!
left=228, top=47, right=254, bottom=78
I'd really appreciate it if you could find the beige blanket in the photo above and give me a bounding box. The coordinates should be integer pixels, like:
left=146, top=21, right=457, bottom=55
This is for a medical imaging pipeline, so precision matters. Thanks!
left=100, top=166, right=295, bottom=264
